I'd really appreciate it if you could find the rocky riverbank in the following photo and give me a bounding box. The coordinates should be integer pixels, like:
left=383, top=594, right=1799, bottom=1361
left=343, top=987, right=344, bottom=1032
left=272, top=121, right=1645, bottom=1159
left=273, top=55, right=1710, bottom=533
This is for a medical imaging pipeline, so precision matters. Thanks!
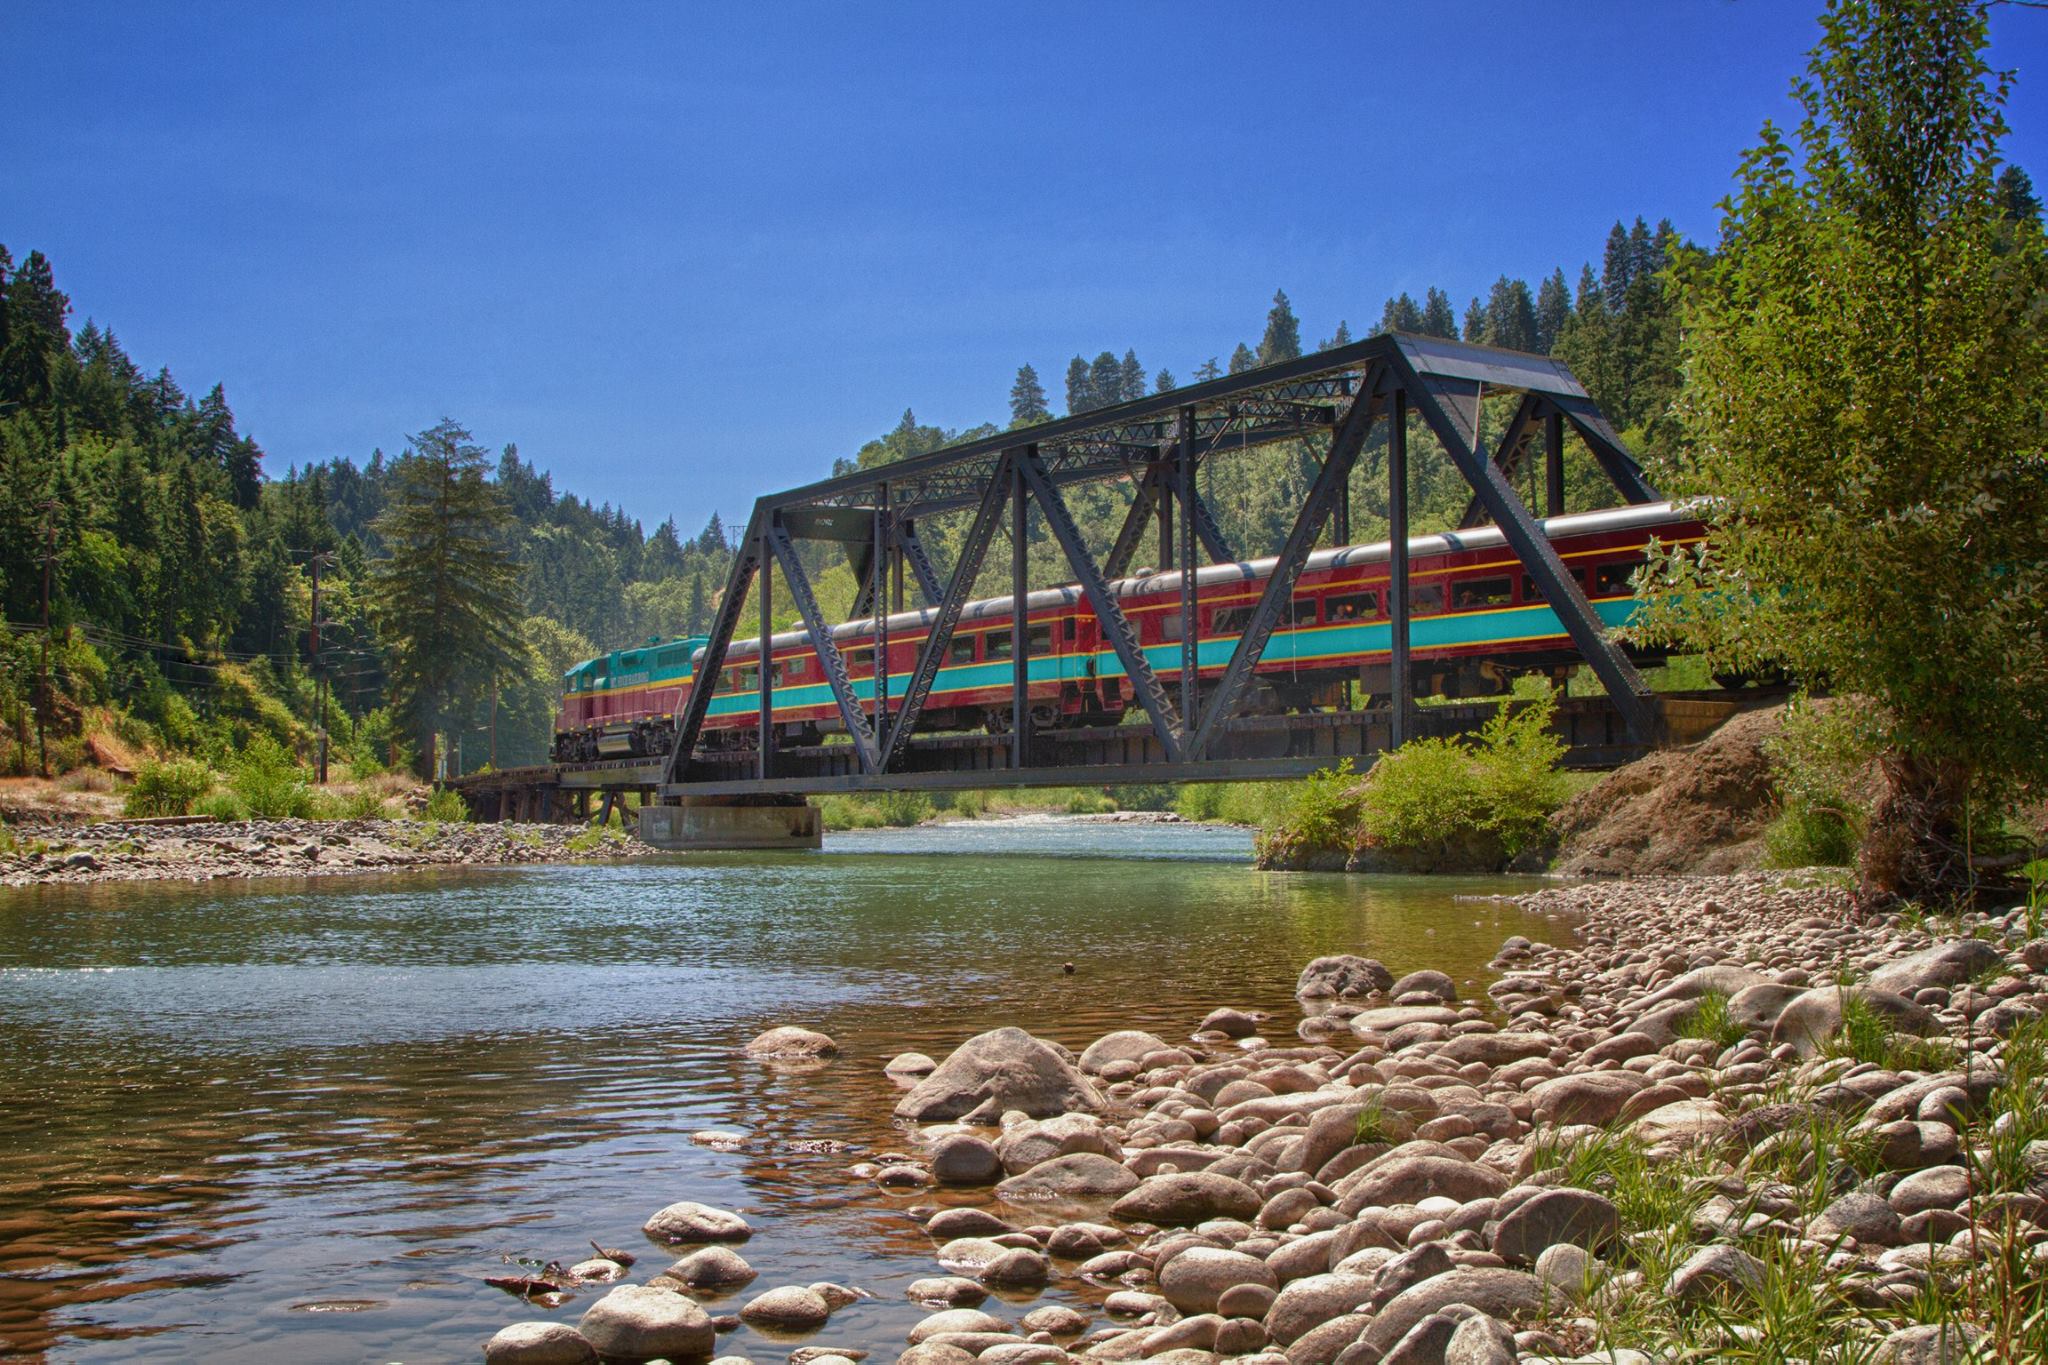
left=490, top=870, right=2047, bottom=1363
left=0, top=817, right=636, bottom=887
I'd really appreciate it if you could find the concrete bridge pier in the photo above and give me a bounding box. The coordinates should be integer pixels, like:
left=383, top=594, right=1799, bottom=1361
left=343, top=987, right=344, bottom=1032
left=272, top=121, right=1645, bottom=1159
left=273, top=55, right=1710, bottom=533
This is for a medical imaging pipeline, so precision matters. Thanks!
left=635, top=795, right=822, bottom=851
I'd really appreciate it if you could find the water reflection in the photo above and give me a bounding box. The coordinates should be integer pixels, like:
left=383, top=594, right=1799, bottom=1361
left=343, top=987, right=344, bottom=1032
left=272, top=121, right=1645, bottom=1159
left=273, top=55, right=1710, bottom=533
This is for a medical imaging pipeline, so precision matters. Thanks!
left=0, top=820, right=1572, bottom=1359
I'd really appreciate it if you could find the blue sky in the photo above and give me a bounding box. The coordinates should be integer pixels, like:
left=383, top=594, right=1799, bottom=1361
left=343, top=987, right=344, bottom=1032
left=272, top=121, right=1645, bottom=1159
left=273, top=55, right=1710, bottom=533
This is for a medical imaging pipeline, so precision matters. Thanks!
left=6, top=2, right=2043, bottom=534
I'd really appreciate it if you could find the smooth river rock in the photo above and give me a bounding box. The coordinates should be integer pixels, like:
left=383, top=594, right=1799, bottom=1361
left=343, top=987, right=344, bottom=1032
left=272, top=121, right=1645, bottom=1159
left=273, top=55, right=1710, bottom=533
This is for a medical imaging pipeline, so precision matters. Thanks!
left=1109, top=1171, right=1262, bottom=1226
left=484, top=1321, right=598, bottom=1365
left=739, top=1285, right=832, bottom=1331
left=894, top=1028, right=1105, bottom=1121
left=577, top=1284, right=715, bottom=1360
left=995, top=1151, right=1140, bottom=1202
left=643, top=1200, right=753, bottom=1244
left=743, top=1026, right=839, bottom=1060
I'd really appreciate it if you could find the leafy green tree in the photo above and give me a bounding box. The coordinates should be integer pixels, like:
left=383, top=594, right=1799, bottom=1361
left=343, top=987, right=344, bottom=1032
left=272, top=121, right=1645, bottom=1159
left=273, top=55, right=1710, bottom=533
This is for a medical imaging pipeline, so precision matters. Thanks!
left=1257, top=290, right=1301, bottom=364
left=1009, top=363, right=1051, bottom=425
left=370, top=419, right=524, bottom=774
left=1633, top=0, right=2048, bottom=903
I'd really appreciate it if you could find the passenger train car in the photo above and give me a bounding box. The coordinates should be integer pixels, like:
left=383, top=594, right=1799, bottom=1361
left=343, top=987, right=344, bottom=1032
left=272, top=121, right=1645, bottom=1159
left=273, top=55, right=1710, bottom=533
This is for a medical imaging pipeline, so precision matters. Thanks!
left=552, top=502, right=1703, bottom=763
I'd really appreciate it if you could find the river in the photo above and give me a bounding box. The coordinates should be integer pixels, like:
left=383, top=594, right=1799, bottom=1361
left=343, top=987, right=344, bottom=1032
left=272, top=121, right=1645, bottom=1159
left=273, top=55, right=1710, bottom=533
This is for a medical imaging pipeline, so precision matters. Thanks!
left=0, top=817, right=1572, bottom=1361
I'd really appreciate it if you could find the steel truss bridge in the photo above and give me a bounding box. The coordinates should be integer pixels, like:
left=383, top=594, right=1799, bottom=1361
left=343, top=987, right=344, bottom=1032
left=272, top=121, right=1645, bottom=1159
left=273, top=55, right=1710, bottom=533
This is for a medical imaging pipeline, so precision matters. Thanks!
left=454, top=332, right=1748, bottom=824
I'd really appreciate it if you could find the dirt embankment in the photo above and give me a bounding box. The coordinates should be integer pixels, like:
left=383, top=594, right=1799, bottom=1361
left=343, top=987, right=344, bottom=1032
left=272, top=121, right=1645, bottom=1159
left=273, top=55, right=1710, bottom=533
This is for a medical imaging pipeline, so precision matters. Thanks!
left=1547, top=703, right=1786, bottom=877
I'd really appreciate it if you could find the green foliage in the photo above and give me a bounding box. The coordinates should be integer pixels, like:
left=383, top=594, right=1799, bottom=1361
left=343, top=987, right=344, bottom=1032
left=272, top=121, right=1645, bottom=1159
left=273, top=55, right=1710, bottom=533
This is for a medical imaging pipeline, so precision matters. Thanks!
left=1175, top=780, right=1295, bottom=826
left=1823, top=990, right=1950, bottom=1072
left=1064, top=789, right=1117, bottom=814
left=817, top=790, right=933, bottom=830
left=331, top=788, right=390, bottom=820
left=1631, top=0, right=2048, bottom=860
left=1674, top=991, right=1748, bottom=1050
left=122, top=758, right=217, bottom=817
left=228, top=734, right=313, bottom=819
left=1358, top=682, right=1568, bottom=860
left=192, top=790, right=249, bottom=822
left=1761, top=698, right=1875, bottom=869
left=421, top=787, right=468, bottom=823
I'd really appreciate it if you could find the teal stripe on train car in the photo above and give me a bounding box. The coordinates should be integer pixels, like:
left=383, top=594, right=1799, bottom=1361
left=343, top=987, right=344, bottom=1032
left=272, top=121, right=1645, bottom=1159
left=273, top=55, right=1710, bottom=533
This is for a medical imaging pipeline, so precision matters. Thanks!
left=698, top=598, right=1637, bottom=718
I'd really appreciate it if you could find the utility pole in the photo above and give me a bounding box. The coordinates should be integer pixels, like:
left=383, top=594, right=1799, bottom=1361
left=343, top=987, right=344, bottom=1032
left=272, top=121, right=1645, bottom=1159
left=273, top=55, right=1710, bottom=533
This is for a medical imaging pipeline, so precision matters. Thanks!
left=36, top=499, right=58, bottom=778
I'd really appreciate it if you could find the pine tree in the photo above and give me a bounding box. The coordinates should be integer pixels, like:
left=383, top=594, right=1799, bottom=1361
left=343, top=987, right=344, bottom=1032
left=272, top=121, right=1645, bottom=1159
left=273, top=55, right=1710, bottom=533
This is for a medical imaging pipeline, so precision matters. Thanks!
left=1482, top=276, right=1538, bottom=353
left=1462, top=297, right=1487, bottom=341
left=1627, top=216, right=1658, bottom=285
left=1997, top=165, right=2042, bottom=224
left=1534, top=269, right=1571, bottom=353
left=684, top=573, right=708, bottom=635
left=1008, top=363, right=1051, bottom=426
left=1227, top=343, right=1257, bottom=374
left=1601, top=222, right=1633, bottom=312
left=1118, top=349, right=1145, bottom=403
left=1574, top=264, right=1603, bottom=317
left=370, top=419, right=525, bottom=773
left=1320, top=320, right=1352, bottom=349
left=1421, top=288, right=1458, bottom=339
left=697, top=511, right=726, bottom=555
left=1155, top=368, right=1176, bottom=393
left=1193, top=357, right=1222, bottom=383
left=0, top=249, right=71, bottom=408
left=1257, top=290, right=1301, bottom=364
left=1088, top=351, right=1121, bottom=410
left=1378, top=293, right=1423, bottom=334
left=1064, top=356, right=1091, bottom=414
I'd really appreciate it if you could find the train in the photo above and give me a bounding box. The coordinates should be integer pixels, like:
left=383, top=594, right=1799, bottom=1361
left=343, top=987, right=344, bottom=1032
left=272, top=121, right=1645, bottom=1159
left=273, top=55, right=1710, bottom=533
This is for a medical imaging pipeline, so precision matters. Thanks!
left=551, top=501, right=1705, bottom=764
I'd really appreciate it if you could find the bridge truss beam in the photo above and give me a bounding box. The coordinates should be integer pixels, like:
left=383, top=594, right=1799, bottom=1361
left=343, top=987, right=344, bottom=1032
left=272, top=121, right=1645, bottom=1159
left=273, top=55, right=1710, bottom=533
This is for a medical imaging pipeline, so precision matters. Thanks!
left=662, top=332, right=1663, bottom=794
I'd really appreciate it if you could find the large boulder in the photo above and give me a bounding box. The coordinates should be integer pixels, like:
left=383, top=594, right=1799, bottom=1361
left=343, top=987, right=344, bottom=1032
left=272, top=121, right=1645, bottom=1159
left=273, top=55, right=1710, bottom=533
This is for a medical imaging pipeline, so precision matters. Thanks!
left=929, top=1134, right=1002, bottom=1186
left=1158, top=1246, right=1276, bottom=1314
left=577, top=1284, right=714, bottom=1360
left=738, top=1285, right=831, bottom=1331
left=995, top=1151, right=1139, bottom=1203
left=1360, top=1268, right=1545, bottom=1354
left=743, top=1026, right=838, bottom=1059
left=1868, top=940, right=2004, bottom=996
left=1078, top=1030, right=1173, bottom=1074
left=662, top=1245, right=756, bottom=1288
left=1297, top=955, right=1394, bottom=999
left=1110, top=1171, right=1262, bottom=1226
left=1490, top=1188, right=1619, bottom=1264
left=1262, top=1272, right=1378, bottom=1345
left=643, top=1201, right=752, bottom=1244
left=1772, top=986, right=1934, bottom=1057
left=894, top=1028, right=1105, bottom=1121
left=1336, top=1155, right=1507, bottom=1213
left=484, top=1322, right=598, bottom=1365
left=1525, top=1070, right=1653, bottom=1125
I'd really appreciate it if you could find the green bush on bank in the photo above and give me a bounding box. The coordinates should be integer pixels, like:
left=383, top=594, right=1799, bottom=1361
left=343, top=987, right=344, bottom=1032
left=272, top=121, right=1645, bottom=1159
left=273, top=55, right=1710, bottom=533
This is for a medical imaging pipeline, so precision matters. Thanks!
left=1761, top=697, right=1873, bottom=869
left=1255, top=678, right=1569, bottom=871
left=228, top=734, right=314, bottom=819
left=122, top=758, right=217, bottom=817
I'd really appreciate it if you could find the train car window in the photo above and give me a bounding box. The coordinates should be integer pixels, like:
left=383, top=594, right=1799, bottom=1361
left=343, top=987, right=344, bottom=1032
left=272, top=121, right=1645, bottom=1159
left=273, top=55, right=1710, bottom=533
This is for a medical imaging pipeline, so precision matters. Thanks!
left=781, top=657, right=806, bottom=680
left=1160, top=610, right=1183, bottom=642
left=1063, top=617, right=1077, bottom=641
left=1408, top=583, right=1446, bottom=615
left=723, top=666, right=759, bottom=693
left=1521, top=576, right=1545, bottom=602
left=984, top=629, right=1013, bottom=661
left=1291, top=595, right=1319, bottom=626
left=1028, top=624, right=1052, bottom=654
left=1210, top=604, right=1253, bottom=634
left=948, top=635, right=978, bottom=664
left=1592, top=560, right=1643, bottom=597
left=1325, top=591, right=1379, bottom=621
left=1451, top=577, right=1514, bottom=610
left=842, top=647, right=873, bottom=674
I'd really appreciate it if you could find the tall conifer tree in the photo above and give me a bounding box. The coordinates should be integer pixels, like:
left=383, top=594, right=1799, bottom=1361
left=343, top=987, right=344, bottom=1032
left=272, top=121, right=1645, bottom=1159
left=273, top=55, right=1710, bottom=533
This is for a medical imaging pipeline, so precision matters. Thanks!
left=1009, top=363, right=1051, bottom=425
left=1257, top=290, right=1301, bottom=364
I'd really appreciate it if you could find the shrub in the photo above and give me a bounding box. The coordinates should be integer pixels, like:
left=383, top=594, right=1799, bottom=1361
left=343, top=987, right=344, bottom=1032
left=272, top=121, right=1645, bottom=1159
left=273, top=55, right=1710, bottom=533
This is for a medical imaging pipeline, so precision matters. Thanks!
left=334, top=788, right=391, bottom=820
left=1356, top=680, right=1568, bottom=862
left=1064, top=790, right=1117, bottom=814
left=193, top=790, right=249, bottom=822
left=870, top=790, right=933, bottom=826
left=228, top=735, right=314, bottom=820
left=421, top=787, right=469, bottom=823
left=123, top=758, right=217, bottom=817
left=1761, top=698, right=1873, bottom=869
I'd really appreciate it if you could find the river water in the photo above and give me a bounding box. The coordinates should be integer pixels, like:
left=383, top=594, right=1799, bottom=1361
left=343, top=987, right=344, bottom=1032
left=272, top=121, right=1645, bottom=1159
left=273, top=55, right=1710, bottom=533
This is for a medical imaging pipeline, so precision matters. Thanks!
left=0, top=817, right=1572, bottom=1362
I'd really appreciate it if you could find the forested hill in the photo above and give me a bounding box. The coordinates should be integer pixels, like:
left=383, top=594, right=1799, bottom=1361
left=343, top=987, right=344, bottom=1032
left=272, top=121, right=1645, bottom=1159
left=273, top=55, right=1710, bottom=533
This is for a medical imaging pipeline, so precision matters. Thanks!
left=0, top=213, right=1709, bottom=776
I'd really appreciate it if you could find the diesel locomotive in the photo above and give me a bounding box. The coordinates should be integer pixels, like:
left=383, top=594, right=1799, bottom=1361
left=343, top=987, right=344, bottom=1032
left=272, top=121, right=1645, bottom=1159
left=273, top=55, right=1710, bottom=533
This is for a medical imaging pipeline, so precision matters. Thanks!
left=552, top=501, right=1703, bottom=764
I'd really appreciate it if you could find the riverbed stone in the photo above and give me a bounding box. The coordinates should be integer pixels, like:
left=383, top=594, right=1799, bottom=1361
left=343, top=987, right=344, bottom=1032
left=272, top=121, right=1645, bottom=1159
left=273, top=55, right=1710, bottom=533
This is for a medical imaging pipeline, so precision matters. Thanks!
left=1298, top=955, right=1394, bottom=999
left=1262, top=1272, right=1378, bottom=1345
left=744, top=1026, right=839, bottom=1060
left=1443, top=1312, right=1519, bottom=1365
left=578, top=1284, right=715, bottom=1360
left=980, top=1248, right=1050, bottom=1286
left=1336, top=1155, right=1507, bottom=1213
left=644, top=1200, right=753, bottom=1244
left=1020, top=1304, right=1089, bottom=1336
left=1360, top=1268, right=1544, bottom=1355
left=1349, top=1005, right=1464, bottom=1034
left=1668, top=1244, right=1765, bottom=1306
left=1158, top=1246, right=1275, bottom=1314
left=739, top=1285, right=831, bottom=1331
left=1873, top=1322, right=1988, bottom=1363
left=484, top=1321, right=598, bottom=1365
left=1526, top=1071, right=1653, bottom=1126
left=1772, top=986, right=1933, bottom=1057
left=1489, top=1187, right=1619, bottom=1264
left=908, top=1309, right=1010, bottom=1344
left=895, top=1028, right=1104, bottom=1121
left=907, top=1277, right=988, bottom=1306
left=929, top=1134, right=1002, bottom=1186
left=1889, top=1165, right=1970, bottom=1216
left=1079, top=1030, right=1174, bottom=1074
left=886, top=1052, right=938, bottom=1079
left=1110, top=1171, right=1262, bottom=1226
left=996, top=1151, right=1139, bottom=1202
left=1868, top=940, right=2004, bottom=996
